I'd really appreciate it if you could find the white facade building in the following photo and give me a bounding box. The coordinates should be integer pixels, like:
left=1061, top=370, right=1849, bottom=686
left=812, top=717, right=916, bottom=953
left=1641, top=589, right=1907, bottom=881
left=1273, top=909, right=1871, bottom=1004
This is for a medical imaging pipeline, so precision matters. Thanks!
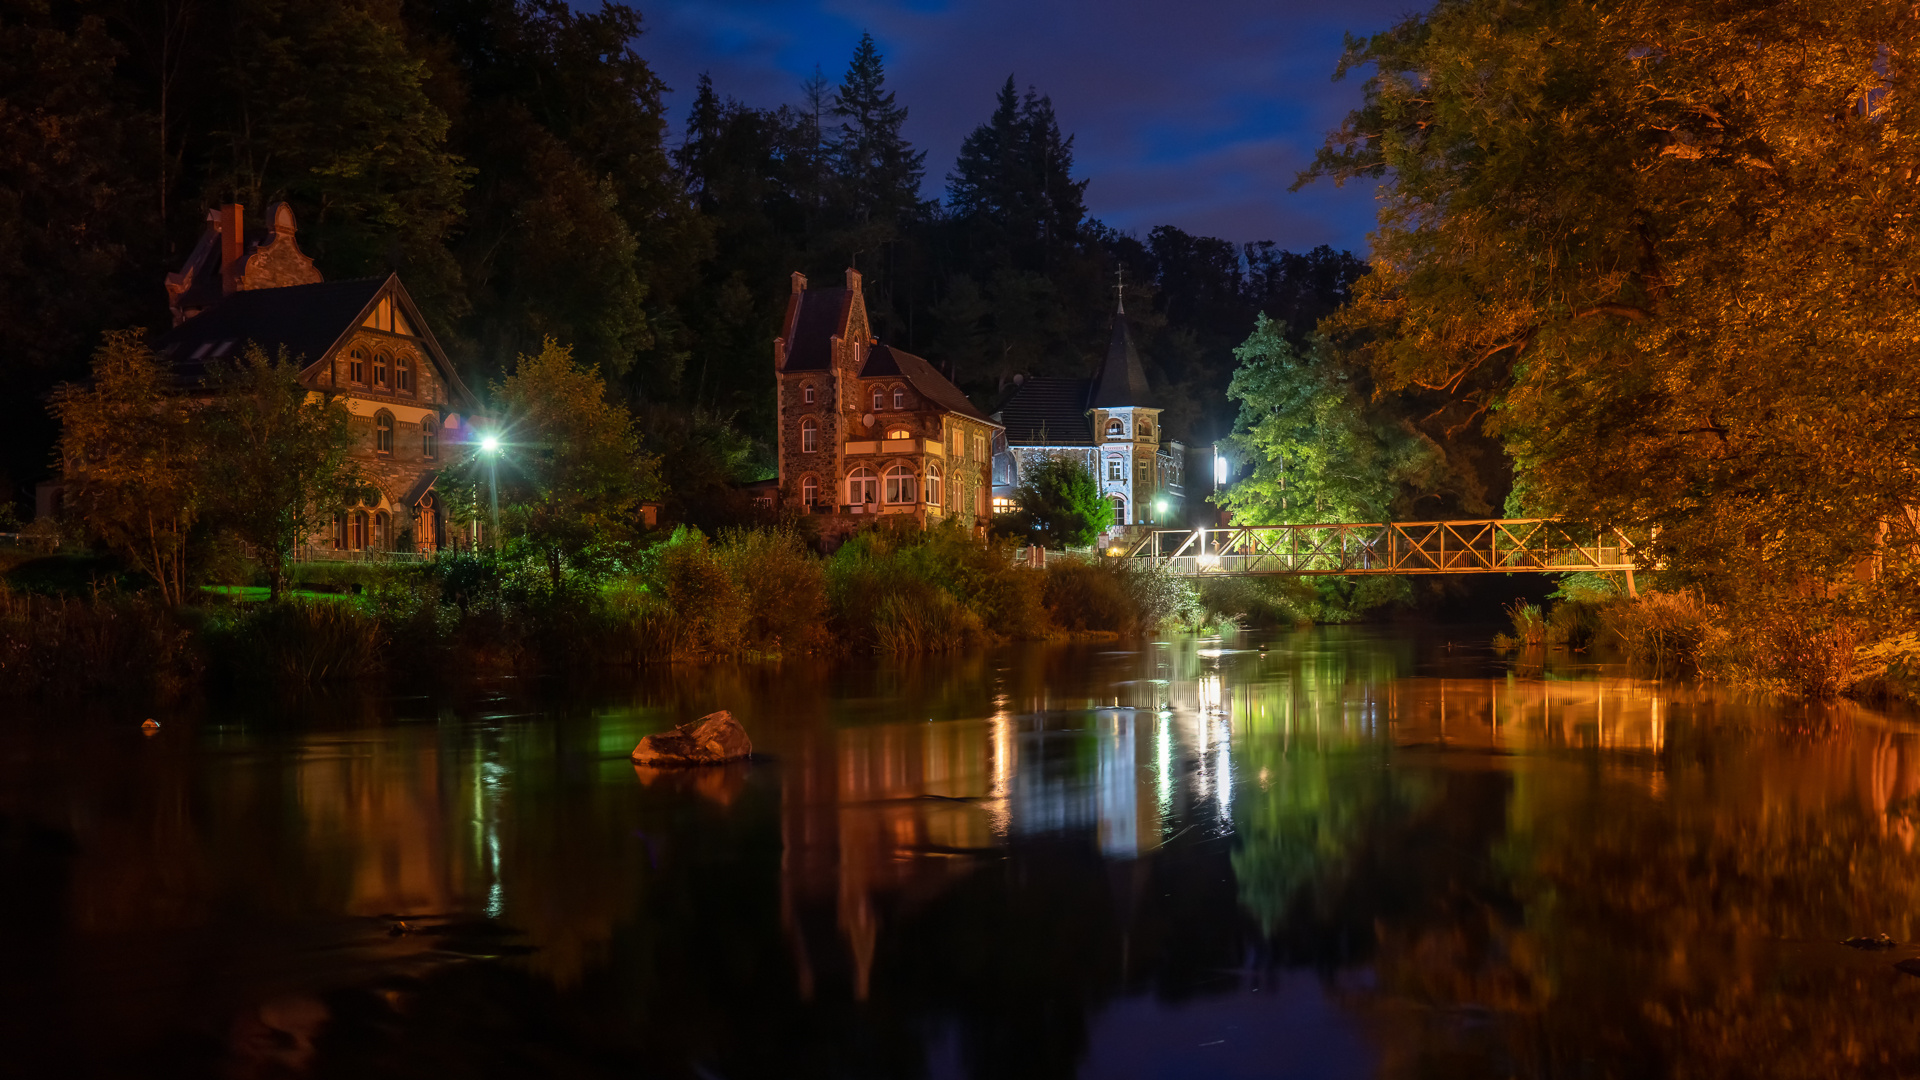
left=991, top=305, right=1184, bottom=531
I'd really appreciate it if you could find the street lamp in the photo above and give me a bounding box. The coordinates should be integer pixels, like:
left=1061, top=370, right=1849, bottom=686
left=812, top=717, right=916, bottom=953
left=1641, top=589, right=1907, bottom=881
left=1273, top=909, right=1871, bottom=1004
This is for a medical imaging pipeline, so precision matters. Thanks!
left=480, top=434, right=501, bottom=554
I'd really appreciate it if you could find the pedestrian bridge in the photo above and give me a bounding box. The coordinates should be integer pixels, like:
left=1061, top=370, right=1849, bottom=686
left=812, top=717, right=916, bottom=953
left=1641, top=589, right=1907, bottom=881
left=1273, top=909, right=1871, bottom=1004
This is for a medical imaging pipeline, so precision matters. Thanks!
left=1125, top=519, right=1637, bottom=576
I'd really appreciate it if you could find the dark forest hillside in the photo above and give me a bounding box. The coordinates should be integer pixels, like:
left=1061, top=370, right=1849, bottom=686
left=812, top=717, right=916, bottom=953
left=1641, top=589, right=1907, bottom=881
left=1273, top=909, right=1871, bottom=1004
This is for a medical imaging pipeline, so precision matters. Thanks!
left=0, top=0, right=1361, bottom=514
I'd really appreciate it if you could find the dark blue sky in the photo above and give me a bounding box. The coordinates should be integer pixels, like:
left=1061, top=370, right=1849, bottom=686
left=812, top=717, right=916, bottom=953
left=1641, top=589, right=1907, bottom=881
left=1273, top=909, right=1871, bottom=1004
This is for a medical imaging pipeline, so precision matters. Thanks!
left=631, top=0, right=1416, bottom=256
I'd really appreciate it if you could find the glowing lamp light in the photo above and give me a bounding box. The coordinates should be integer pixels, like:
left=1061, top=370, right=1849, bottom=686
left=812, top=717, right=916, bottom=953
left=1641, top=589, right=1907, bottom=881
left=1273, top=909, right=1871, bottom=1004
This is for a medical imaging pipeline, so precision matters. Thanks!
left=480, top=434, right=501, bottom=454
left=1154, top=498, right=1168, bottom=515
left=1197, top=552, right=1221, bottom=570
left=1214, top=456, right=1228, bottom=485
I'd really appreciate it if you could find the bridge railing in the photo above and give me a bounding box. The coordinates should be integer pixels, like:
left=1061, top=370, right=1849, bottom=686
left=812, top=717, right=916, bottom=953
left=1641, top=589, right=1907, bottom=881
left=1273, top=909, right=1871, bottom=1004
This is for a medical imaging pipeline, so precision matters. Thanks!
left=1126, top=519, right=1637, bottom=576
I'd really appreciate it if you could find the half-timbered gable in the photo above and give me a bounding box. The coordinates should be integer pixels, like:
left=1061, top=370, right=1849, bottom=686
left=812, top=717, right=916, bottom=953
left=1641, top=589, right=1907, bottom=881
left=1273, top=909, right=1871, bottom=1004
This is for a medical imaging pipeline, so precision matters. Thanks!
left=154, top=204, right=478, bottom=555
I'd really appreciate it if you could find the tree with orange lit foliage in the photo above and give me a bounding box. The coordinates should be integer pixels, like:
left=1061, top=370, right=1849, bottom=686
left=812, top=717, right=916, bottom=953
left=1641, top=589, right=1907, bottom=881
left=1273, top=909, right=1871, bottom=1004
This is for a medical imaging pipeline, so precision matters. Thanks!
left=1304, top=0, right=1920, bottom=607
left=51, top=331, right=203, bottom=606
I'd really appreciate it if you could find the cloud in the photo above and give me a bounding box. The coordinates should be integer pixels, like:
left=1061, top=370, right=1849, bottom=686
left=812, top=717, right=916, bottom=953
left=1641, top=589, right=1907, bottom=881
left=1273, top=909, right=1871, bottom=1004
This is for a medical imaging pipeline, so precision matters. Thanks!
left=633, top=0, right=1414, bottom=252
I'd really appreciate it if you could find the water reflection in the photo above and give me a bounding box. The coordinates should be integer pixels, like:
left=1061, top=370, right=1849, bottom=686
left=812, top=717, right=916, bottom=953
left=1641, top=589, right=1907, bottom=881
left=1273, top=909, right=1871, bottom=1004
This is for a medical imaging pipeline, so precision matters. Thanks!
left=5, top=630, right=1920, bottom=1077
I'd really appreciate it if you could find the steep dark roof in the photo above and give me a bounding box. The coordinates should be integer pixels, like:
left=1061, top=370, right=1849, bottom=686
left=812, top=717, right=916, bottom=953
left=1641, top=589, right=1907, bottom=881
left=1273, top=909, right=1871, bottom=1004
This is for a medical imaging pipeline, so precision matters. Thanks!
left=154, top=277, right=387, bottom=381
left=781, top=287, right=851, bottom=371
left=1088, top=313, right=1155, bottom=409
left=995, top=377, right=1095, bottom=446
left=862, top=344, right=996, bottom=424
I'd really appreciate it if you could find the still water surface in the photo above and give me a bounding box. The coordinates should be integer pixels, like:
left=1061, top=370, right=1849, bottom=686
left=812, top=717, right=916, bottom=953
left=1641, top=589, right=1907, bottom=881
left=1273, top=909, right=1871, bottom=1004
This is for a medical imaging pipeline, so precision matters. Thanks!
left=6, top=628, right=1920, bottom=1078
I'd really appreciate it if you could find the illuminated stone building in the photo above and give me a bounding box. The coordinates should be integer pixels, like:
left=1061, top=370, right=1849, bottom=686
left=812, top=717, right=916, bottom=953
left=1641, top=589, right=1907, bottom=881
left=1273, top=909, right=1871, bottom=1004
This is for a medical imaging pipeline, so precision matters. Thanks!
left=774, top=269, right=1003, bottom=529
left=990, top=302, right=1185, bottom=531
left=154, top=203, right=479, bottom=554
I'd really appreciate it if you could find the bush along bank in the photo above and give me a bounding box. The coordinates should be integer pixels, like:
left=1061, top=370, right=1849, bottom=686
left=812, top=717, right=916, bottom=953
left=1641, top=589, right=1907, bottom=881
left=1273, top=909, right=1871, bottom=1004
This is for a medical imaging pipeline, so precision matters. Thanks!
left=0, top=522, right=1251, bottom=694
left=1495, top=571, right=1920, bottom=702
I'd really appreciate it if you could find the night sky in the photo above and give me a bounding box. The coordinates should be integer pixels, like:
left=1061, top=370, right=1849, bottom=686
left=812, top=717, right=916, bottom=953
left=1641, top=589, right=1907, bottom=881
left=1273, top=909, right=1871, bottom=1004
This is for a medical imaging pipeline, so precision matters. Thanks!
left=633, top=0, right=1417, bottom=255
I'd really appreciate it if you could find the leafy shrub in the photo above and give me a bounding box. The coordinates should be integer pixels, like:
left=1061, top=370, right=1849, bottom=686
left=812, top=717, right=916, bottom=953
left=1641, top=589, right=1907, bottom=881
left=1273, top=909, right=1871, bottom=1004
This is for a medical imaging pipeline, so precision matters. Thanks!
left=1042, top=559, right=1137, bottom=634
left=715, top=526, right=831, bottom=655
left=1600, top=590, right=1715, bottom=673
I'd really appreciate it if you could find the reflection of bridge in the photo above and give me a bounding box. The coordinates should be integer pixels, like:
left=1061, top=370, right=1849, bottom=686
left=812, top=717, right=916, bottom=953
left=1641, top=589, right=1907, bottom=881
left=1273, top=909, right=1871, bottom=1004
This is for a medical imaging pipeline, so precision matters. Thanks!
left=1127, top=519, right=1637, bottom=576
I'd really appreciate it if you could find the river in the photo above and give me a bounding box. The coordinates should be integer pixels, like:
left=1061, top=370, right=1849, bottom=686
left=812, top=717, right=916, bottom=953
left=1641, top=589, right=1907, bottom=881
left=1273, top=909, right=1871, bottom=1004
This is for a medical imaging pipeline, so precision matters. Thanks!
left=4, top=627, right=1919, bottom=1078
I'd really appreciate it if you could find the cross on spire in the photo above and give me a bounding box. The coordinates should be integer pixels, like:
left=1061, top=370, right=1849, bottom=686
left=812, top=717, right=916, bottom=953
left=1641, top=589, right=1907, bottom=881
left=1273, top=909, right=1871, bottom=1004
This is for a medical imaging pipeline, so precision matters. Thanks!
left=1114, top=266, right=1126, bottom=315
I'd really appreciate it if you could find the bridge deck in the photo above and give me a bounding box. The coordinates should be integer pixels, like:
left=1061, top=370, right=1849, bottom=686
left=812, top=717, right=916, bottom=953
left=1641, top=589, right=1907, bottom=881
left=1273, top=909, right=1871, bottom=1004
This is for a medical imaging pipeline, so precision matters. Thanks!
left=1126, top=519, right=1635, bottom=576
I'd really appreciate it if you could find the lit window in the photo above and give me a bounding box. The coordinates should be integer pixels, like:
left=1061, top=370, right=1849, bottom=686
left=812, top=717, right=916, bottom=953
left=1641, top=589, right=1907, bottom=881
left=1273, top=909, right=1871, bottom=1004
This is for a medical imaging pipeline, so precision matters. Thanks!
left=348, top=348, right=366, bottom=384
left=803, top=383, right=816, bottom=404
left=350, top=510, right=368, bottom=551
left=374, top=351, right=390, bottom=388
left=892, top=387, right=905, bottom=409
left=884, top=465, right=914, bottom=504
left=1110, top=497, right=1126, bottom=527
left=374, top=511, right=391, bottom=551
left=375, top=411, right=394, bottom=453
left=396, top=356, right=414, bottom=394
left=848, top=467, right=877, bottom=505
left=972, top=434, right=986, bottom=461
left=802, top=418, right=819, bottom=452
left=872, top=387, right=885, bottom=410
left=802, top=475, right=819, bottom=505
left=886, top=428, right=912, bottom=440
left=1106, top=418, right=1125, bottom=437
left=1107, top=456, right=1123, bottom=481
left=421, top=416, right=437, bottom=460
left=992, top=496, right=1016, bottom=513
left=925, top=464, right=942, bottom=506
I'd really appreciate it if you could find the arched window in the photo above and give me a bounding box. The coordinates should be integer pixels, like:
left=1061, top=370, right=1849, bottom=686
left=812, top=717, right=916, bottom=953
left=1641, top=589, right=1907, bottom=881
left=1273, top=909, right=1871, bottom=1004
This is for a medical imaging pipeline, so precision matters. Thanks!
left=373, top=511, right=391, bottom=551
left=373, top=351, right=390, bottom=389
left=1105, top=418, right=1125, bottom=437
left=892, top=387, right=905, bottom=409
left=886, top=427, right=912, bottom=440
left=334, top=512, right=348, bottom=550
left=417, top=495, right=437, bottom=550
left=1109, top=496, right=1127, bottom=527
left=1140, top=419, right=1154, bottom=440
left=801, top=417, right=819, bottom=452
left=802, top=475, right=819, bottom=506
left=884, top=465, right=914, bottom=504
left=848, top=467, right=877, bottom=506
left=375, top=410, right=394, bottom=453
left=802, top=383, right=816, bottom=404
left=349, top=510, right=368, bottom=551
left=421, top=415, right=438, bottom=460
left=347, top=347, right=367, bottom=385
left=925, top=464, right=942, bottom=506
left=396, top=355, right=415, bottom=394
left=872, top=386, right=886, bottom=410
left=1107, top=455, right=1124, bottom=481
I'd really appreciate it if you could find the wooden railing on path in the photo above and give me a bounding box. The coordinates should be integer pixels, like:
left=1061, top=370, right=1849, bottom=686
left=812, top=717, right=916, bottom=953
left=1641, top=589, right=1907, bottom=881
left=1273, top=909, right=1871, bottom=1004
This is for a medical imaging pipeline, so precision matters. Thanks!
left=1126, top=519, right=1637, bottom=576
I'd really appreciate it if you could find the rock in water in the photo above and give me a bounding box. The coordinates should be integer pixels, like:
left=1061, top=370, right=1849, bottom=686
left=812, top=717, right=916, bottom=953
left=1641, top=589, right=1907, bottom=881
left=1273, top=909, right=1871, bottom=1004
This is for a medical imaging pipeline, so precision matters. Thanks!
left=631, top=710, right=752, bottom=766
left=1844, top=933, right=1899, bottom=950
left=1895, top=958, right=1920, bottom=978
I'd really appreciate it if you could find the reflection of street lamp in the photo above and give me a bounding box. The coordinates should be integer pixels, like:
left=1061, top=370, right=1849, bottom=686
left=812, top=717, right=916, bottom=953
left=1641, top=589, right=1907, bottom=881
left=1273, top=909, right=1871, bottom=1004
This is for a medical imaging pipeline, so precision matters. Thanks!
left=480, top=434, right=501, bottom=554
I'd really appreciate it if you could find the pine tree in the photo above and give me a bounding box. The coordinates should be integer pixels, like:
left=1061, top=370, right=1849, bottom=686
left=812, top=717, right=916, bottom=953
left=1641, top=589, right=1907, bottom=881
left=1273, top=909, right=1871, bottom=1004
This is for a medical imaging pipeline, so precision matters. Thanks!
left=946, top=77, right=1088, bottom=274
left=827, top=32, right=926, bottom=240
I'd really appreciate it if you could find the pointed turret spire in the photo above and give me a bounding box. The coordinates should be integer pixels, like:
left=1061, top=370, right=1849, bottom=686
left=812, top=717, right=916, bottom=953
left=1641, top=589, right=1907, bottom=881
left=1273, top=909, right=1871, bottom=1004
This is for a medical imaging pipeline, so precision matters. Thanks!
left=1089, top=306, right=1153, bottom=409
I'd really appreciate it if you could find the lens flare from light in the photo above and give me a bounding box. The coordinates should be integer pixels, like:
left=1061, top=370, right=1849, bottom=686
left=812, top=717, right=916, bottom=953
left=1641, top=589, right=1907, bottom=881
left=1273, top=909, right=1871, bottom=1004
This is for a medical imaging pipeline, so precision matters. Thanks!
left=481, top=435, right=501, bottom=454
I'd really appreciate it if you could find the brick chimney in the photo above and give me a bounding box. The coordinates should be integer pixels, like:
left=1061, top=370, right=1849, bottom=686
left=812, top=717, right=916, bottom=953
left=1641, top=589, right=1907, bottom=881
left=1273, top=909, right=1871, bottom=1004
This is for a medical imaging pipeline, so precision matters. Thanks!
left=219, top=203, right=245, bottom=296
left=790, top=271, right=807, bottom=293
left=845, top=268, right=862, bottom=293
